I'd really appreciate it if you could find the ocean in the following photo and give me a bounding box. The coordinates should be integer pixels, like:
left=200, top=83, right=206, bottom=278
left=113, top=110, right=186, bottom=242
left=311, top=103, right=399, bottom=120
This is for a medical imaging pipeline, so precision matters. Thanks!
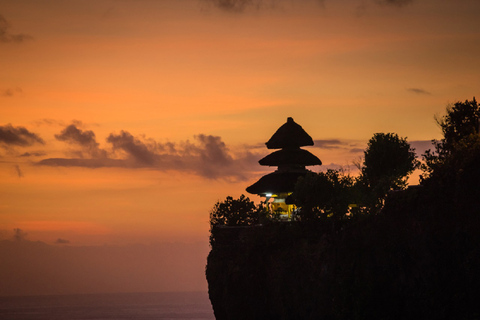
left=0, top=292, right=215, bottom=320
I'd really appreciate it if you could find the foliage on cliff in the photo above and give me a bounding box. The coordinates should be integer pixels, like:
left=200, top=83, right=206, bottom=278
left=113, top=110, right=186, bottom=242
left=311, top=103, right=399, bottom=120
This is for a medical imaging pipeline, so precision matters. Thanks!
left=293, top=132, right=418, bottom=218
left=209, top=194, right=266, bottom=245
left=293, top=169, right=355, bottom=221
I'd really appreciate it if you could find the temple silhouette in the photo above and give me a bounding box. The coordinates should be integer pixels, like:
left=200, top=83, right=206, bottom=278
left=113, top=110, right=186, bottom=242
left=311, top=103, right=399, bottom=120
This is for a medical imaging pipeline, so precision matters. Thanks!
left=246, top=117, right=321, bottom=219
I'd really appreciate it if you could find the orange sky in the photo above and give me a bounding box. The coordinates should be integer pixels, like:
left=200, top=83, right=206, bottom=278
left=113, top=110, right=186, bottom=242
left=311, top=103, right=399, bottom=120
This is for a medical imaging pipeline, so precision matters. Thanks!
left=1, top=0, right=480, bottom=294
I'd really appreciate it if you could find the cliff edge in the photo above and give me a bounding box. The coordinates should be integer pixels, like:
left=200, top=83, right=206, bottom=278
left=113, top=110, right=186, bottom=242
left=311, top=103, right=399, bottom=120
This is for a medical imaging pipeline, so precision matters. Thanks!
left=206, top=186, right=480, bottom=320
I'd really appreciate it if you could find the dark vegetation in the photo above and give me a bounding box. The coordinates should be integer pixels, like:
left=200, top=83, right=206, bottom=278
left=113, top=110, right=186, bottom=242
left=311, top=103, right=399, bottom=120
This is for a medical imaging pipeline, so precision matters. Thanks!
left=206, top=98, right=480, bottom=320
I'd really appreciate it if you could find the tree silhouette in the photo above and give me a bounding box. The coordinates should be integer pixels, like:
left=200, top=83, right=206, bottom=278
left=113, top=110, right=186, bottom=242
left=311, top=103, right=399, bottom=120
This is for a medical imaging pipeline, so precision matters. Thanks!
left=294, top=170, right=354, bottom=220
left=209, top=195, right=266, bottom=245
left=422, top=97, right=480, bottom=179
left=421, top=98, right=480, bottom=208
left=292, top=133, right=417, bottom=217
left=209, top=195, right=266, bottom=227
left=358, top=133, right=418, bottom=211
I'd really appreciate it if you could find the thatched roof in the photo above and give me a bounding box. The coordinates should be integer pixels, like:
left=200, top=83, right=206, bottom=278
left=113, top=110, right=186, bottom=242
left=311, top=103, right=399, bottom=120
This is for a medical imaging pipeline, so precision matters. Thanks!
left=258, top=148, right=322, bottom=167
left=265, top=117, right=314, bottom=149
left=246, top=169, right=309, bottom=196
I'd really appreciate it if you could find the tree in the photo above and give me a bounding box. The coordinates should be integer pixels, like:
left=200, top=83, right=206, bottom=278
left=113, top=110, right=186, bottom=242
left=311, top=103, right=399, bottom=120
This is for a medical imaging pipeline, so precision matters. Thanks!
left=293, top=133, right=417, bottom=219
left=438, top=97, right=480, bottom=151
left=293, top=169, right=355, bottom=220
left=422, top=97, right=480, bottom=178
left=421, top=98, right=480, bottom=207
left=209, top=194, right=264, bottom=228
left=359, top=133, right=418, bottom=210
left=209, top=194, right=265, bottom=246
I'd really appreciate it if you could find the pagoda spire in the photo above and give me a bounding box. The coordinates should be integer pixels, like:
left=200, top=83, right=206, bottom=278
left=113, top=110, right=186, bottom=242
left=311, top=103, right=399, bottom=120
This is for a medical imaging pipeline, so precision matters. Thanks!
left=266, top=117, right=314, bottom=149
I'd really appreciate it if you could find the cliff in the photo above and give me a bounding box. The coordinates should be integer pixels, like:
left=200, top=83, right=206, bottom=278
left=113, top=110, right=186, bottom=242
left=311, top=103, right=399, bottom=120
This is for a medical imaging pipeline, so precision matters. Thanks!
left=206, top=187, right=480, bottom=320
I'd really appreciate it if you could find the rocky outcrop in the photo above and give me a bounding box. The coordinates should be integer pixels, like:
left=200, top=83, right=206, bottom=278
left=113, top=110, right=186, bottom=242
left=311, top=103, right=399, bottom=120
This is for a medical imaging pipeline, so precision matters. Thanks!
left=206, top=187, right=480, bottom=320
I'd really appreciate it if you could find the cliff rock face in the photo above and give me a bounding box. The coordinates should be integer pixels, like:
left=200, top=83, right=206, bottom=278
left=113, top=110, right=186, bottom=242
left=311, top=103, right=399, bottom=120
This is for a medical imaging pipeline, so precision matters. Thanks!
left=206, top=188, right=480, bottom=320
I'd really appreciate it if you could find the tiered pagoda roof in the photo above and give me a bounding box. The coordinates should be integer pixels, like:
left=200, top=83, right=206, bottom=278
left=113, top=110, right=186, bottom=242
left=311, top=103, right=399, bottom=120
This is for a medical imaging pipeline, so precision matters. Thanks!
left=259, top=148, right=322, bottom=167
left=265, top=117, right=315, bottom=149
left=246, top=117, right=321, bottom=196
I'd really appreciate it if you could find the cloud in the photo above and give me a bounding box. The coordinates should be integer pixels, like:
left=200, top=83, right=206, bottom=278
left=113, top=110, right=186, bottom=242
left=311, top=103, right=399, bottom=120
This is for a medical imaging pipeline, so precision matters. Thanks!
left=356, top=0, right=414, bottom=16
left=407, top=88, right=431, bottom=95
left=204, top=0, right=298, bottom=12
left=39, top=126, right=258, bottom=180
left=349, top=148, right=364, bottom=154
left=1, top=87, right=22, bottom=97
left=107, top=131, right=158, bottom=166
left=197, top=134, right=231, bottom=164
left=184, top=134, right=256, bottom=179
left=0, top=15, right=33, bottom=43
left=376, top=0, right=413, bottom=7
left=313, top=139, right=344, bottom=149
left=313, top=139, right=366, bottom=154
left=19, top=151, right=47, bottom=157
left=14, top=165, right=23, bottom=178
left=206, top=0, right=260, bottom=12
left=55, top=238, right=70, bottom=244
left=37, top=157, right=127, bottom=168
left=42, top=129, right=366, bottom=180
left=31, top=119, right=65, bottom=127
left=0, top=124, right=45, bottom=147
left=55, top=124, right=107, bottom=158
left=206, top=0, right=411, bottom=13
left=55, top=124, right=97, bottom=146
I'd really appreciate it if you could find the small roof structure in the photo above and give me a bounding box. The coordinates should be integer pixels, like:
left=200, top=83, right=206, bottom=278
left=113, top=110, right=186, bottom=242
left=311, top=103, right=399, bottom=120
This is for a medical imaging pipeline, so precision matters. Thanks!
left=266, top=117, right=314, bottom=149
left=245, top=170, right=308, bottom=196
left=259, top=148, right=322, bottom=167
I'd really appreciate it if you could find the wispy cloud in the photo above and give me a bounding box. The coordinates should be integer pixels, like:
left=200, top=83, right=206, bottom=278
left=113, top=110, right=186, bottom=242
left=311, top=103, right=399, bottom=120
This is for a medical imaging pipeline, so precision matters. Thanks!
left=208, top=0, right=254, bottom=12
left=37, top=158, right=126, bottom=168
left=313, top=139, right=344, bottom=149
left=349, top=148, right=364, bottom=154
left=407, top=88, right=431, bottom=95
left=19, top=151, right=47, bottom=157
left=312, top=139, right=365, bottom=154
left=203, top=0, right=322, bottom=12
left=14, top=165, right=23, bottom=178
left=55, top=238, right=70, bottom=244
left=0, top=15, right=33, bottom=43
left=0, top=124, right=45, bottom=147
left=1, top=87, right=22, bottom=97
left=206, top=0, right=412, bottom=13
left=38, top=124, right=258, bottom=181
left=376, top=0, right=413, bottom=7
left=31, top=119, right=66, bottom=127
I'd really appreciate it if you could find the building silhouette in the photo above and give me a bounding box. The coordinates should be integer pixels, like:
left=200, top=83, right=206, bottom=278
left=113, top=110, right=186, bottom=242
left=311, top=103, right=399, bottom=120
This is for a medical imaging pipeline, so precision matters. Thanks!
left=246, top=117, right=322, bottom=219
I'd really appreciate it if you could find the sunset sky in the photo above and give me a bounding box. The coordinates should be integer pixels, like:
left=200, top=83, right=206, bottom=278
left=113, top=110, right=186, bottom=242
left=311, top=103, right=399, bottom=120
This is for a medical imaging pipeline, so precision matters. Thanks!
left=1, top=0, right=480, bottom=294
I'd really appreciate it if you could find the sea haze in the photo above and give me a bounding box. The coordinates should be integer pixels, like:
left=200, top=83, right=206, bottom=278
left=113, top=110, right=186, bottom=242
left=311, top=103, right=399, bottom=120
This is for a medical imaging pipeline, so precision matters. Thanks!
left=0, top=292, right=214, bottom=320
left=0, top=240, right=209, bottom=296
